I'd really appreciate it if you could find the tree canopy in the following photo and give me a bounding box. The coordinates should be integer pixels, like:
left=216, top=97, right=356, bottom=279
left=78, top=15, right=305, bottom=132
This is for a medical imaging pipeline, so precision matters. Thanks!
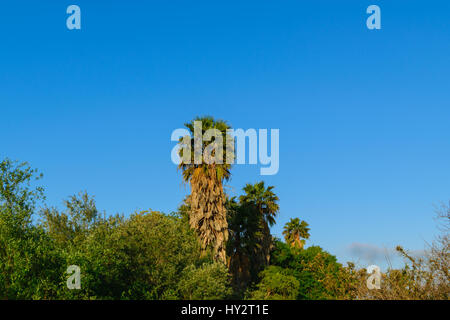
left=0, top=117, right=448, bottom=300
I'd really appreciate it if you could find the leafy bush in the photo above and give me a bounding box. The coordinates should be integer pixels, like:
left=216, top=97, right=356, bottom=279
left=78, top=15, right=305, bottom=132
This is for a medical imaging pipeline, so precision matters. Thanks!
left=51, top=209, right=206, bottom=299
left=178, top=262, right=232, bottom=299
left=0, top=159, right=63, bottom=299
left=1, top=157, right=447, bottom=300
left=248, top=266, right=299, bottom=300
left=270, top=241, right=356, bottom=299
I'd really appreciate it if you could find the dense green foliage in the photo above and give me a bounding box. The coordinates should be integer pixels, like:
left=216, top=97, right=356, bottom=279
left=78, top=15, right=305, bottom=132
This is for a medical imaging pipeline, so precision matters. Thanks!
left=0, top=158, right=357, bottom=300
left=0, top=117, right=448, bottom=300
left=0, top=159, right=62, bottom=299
left=0, top=154, right=354, bottom=300
left=0, top=159, right=232, bottom=299
left=269, top=241, right=355, bottom=299
left=248, top=266, right=300, bottom=300
left=178, top=262, right=232, bottom=299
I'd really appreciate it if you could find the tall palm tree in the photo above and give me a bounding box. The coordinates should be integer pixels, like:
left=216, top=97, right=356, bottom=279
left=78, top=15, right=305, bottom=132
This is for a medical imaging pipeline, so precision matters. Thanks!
left=239, top=181, right=279, bottom=266
left=282, top=218, right=310, bottom=249
left=177, top=116, right=234, bottom=263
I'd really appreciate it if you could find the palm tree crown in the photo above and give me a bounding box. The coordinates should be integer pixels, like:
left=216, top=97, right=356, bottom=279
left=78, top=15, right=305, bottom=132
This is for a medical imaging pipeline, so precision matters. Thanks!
left=239, top=182, right=279, bottom=227
left=283, top=218, right=310, bottom=249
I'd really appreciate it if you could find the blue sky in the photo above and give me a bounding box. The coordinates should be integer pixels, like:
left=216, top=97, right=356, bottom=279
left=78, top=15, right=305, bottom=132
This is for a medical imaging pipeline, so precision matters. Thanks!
left=1, top=1, right=449, bottom=268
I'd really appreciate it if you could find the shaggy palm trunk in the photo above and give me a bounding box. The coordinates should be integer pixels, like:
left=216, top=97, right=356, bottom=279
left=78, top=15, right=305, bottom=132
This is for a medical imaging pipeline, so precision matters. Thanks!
left=188, top=167, right=229, bottom=263
left=253, top=220, right=272, bottom=268
left=292, top=235, right=303, bottom=249
left=229, top=250, right=251, bottom=294
left=261, top=221, right=272, bottom=266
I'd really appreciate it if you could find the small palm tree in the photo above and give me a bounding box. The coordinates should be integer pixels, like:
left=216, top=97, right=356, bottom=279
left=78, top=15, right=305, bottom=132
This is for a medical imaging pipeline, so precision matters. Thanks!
left=177, top=116, right=234, bottom=263
left=283, top=218, right=310, bottom=249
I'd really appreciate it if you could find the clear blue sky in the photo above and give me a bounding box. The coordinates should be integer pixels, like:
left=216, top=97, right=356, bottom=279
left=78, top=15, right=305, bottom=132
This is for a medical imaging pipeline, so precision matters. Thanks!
left=1, top=1, right=449, bottom=268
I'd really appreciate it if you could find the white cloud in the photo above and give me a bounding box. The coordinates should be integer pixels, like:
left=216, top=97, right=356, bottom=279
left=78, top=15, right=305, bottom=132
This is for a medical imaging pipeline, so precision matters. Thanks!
left=347, top=243, right=392, bottom=264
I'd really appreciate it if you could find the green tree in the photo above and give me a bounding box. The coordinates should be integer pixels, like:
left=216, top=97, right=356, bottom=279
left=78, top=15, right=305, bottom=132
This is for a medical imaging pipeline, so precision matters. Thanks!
left=248, top=266, right=300, bottom=300
left=270, top=241, right=355, bottom=299
left=178, top=262, right=232, bottom=299
left=57, top=211, right=206, bottom=299
left=0, top=159, right=62, bottom=299
left=40, top=191, right=101, bottom=245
